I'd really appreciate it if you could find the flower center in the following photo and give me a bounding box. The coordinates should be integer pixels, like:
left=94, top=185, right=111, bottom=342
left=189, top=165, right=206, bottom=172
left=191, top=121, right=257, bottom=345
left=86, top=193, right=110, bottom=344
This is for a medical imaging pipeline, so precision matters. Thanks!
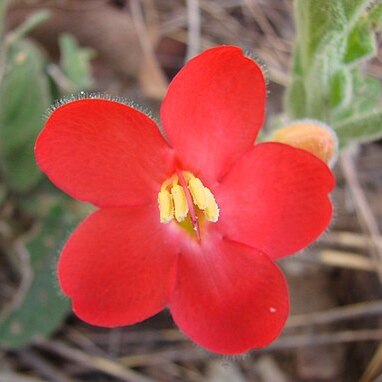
left=158, top=171, right=219, bottom=233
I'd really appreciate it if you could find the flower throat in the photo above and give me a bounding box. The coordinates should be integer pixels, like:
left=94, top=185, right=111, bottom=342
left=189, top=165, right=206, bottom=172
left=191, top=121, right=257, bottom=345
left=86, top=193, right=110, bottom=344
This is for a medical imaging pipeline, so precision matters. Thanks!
left=158, top=171, right=219, bottom=238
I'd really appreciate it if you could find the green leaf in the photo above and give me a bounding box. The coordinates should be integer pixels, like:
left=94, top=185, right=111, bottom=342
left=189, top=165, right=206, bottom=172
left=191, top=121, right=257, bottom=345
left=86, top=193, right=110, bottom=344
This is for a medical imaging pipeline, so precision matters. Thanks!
left=59, top=33, right=94, bottom=92
left=0, top=205, right=77, bottom=348
left=0, top=40, right=50, bottom=151
left=301, top=32, right=346, bottom=120
left=294, top=0, right=347, bottom=68
left=341, top=0, right=374, bottom=21
left=1, top=139, right=42, bottom=193
left=286, top=0, right=382, bottom=149
left=285, top=75, right=306, bottom=119
left=330, top=68, right=352, bottom=109
left=284, top=47, right=307, bottom=119
left=0, top=39, right=51, bottom=192
left=334, top=107, right=382, bottom=147
left=351, top=69, right=382, bottom=112
left=368, top=2, right=382, bottom=28
left=344, top=19, right=376, bottom=63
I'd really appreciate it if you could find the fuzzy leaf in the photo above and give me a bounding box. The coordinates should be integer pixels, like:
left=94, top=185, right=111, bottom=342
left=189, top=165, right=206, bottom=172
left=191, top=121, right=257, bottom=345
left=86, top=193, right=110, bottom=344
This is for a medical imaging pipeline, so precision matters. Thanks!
left=2, top=140, right=42, bottom=193
left=368, top=2, right=382, bottom=27
left=341, top=0, right=374, bottom=21
left=344, top=19, right=376, bottom=63
left=294, top=0, right=347, bottom=68
left=330, top=68, right=353, bottom=111
left=285, top=75, right=306, bottom=119
left=286, top=0, right=382, bottom=149
left=351, top=69, right=382, bottom=112
left=334, top=108, right=382, bottom=147
left=0, top=40, right=50, bottom=192
left=0, top=205, right=76, bottom=348
left=59, top=33, right=94, bottom=92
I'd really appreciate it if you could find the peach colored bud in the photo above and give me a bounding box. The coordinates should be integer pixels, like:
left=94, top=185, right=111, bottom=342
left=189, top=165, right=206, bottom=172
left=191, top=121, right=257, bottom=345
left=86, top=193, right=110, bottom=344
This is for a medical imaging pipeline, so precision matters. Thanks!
left=270, top=120, right=338, bottom=166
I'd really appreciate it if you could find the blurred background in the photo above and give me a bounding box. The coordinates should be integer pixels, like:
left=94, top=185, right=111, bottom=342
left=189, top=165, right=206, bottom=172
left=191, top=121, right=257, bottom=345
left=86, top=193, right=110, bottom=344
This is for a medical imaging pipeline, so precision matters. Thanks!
left=1, top=0, right=382, bottom=381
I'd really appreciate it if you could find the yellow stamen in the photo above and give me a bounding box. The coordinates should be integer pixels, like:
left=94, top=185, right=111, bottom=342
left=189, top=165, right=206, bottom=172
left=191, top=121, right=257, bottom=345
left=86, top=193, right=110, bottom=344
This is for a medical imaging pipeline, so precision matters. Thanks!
left=188, top=177, right=207, bottom=209
left=158, top=171, right=219, bottom=228
left=204, top=187, right=219, bottom=222
left=171, top=184, right=189, bottom=222
left=161, top=175, right=178, bottom=192
left=158, top=190, right=174, bottom=223
left=182, top=171, right=193, bottom=182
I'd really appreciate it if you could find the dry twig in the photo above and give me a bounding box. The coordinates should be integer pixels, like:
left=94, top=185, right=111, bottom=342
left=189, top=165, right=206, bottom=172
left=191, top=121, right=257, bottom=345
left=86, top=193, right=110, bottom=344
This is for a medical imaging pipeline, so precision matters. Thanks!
left=185, top=0, right=201, bottom=60
left=35, top=339, right=157, bottom=382
left=287, top=300, right=382, bottom=328
left=340, top=148, right=382, bottom=283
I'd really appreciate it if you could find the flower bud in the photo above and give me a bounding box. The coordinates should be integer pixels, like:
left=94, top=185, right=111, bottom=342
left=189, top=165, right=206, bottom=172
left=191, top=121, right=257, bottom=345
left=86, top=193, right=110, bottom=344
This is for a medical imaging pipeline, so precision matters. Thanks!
left=270, top=119, right=338, bottom=166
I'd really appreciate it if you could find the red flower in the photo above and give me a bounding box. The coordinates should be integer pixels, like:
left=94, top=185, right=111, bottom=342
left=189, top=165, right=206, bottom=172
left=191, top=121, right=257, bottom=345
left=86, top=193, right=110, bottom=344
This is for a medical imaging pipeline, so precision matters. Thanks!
left=35, top=46, right=334, bottom=354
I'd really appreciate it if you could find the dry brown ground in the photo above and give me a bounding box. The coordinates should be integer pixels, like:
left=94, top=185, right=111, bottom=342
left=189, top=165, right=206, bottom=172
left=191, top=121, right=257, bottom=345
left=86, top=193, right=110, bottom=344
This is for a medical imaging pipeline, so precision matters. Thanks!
left=2, top=1, right=382, bottom=381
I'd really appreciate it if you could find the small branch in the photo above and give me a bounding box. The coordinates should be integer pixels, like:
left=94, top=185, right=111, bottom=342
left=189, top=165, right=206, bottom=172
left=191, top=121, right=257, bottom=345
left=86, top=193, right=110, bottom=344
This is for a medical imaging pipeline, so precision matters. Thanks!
left=360, top=342, right=382, bottom=382
left=340, top=148, right=382, bottom=283
left=287, top=300, right=382, bottom=328
left=314, top=249, right=374, bottom=272
left=185, top=0, right=201, bottom=61
left=17, top=348, right=74, bottom=382
left=269, top=329, right=382, bottom=350
left=35, top=339, right=157, bottom=382
left=321, top=230, right=382, bottom=251
left=130, top=0, right=168, bottom=99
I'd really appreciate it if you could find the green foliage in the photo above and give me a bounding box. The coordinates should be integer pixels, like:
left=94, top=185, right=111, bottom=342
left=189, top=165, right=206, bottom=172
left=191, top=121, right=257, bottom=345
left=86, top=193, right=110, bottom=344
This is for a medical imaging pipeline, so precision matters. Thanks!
left=285, top=0, right=382, bottom=148
left=0, top=205, right=76, bottom=348
left=344, top=17, right=376, bottom=63
left=334, top=108, right=382, bottom=148
left=0, top=8, right=94, bottom=348
left=59, top=33, right=95, bottom=92
left=0, top=10, right=94, bottom=193
left=329, top=68, right=352, bottom=109
left=0, top=40, right=50, bottom=192
left=369, top=2, right=382, bottom=25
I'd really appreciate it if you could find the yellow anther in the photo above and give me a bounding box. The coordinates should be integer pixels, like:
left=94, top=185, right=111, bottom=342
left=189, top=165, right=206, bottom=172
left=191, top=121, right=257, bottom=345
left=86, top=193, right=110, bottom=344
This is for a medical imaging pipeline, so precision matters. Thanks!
left=182, top=171, right=194, bottom=182
left=158, top=190, right=174, bottom=223
left=158, top=171, right=219, bottom=227
left=161, top=175, right=178, bottom=192
left=171, top=184, right=189, bottom=222
left=204, top=187, right=219, bottom=222
left=188, top=177, right=207, bottom=209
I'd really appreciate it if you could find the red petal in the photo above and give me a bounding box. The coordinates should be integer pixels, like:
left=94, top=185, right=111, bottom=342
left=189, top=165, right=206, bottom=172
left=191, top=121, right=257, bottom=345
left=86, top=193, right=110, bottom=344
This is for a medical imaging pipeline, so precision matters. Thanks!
left=36, top=99, right=174, bottom=207
left=170, top=234, right=289, bottom=354
left=216, top=143, right=335, bottom=260
left=58, top=205, right=179, bottom=327
left=161, top=46, right=266, bottom=185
